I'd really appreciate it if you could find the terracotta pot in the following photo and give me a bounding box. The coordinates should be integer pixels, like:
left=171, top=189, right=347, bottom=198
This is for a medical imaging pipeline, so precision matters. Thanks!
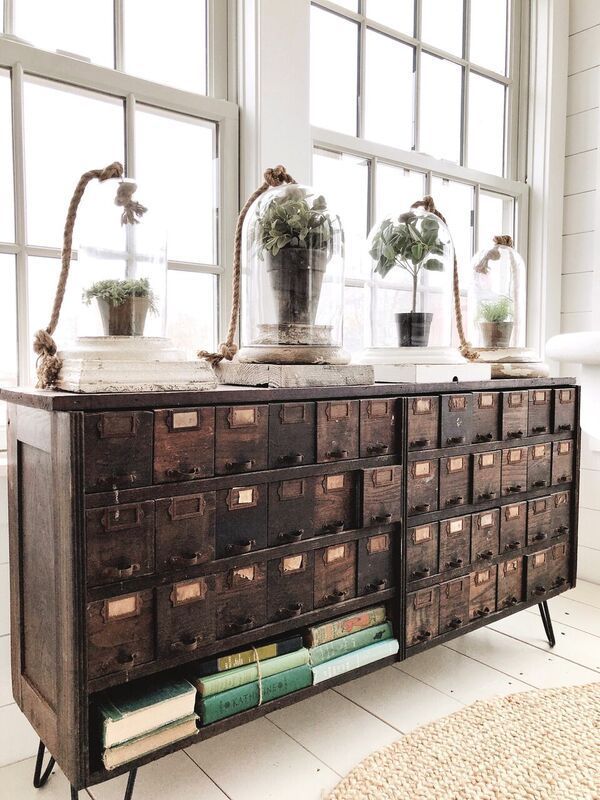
left=395, top=312, right=433, bottom=347
left=97, top=296, right=150, bottom=336
left=265, top=247, right=328, bottom=326
left=480, top=320, right=513, bottom=348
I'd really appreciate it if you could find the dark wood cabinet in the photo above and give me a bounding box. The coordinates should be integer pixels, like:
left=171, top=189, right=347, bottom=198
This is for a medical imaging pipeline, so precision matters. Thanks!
left=157, top=576, right=216, bottom=659
left=86, top=502, right=155, bottom=587
left=155, top=492, right=215, bottom=572
left=316, top=400, right=359, bottom=462
left=439, top=514, right=471, bottom=572
left=407, top=522, right=439, bottom=581
left=441, top=393, right=472, bottom=447
left=528, top=389, right=551, bottom=436
left=406, top=587, right=439, bottom=646
left=499, top=501, right=527, bottom=553
left=268, top=402, right=316, bottom=468
left=153, top=407, right=215, bottom=483
left=439, top=576, right=469, bottom=633
left=361, top=466, right=402, bottom=527
left=471, top=509, right=500, bottom=563
left=267, top=477, right=316, bottom=546
left=267, top=552, right=315, bottom=622
left=472, top=392, right=500, bottom=443
left=439, top=453, right=470, bottom=510
left=407, top=396, right=439, bottom=450
left=214, top=405, right=268, bottom=475
left=84, top=411, right=153, bottom=491
left=360, top=398, right=398, bottom=457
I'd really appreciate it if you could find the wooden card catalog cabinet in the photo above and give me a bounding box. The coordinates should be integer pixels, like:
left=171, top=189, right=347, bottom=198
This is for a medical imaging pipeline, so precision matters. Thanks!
left=472, top=392, right=500, bottom=443
left=528, top=389, right=551, bottom=436
left=407, top=458, right=439, bottom=515
left=439, top=576, right=470, bottom=632
left=362, top=466, right=402, bottom=527
left=473, top=450, right=501, bottom=502
left=155, top=493, right=215, bottom=572
left=267, top=552, right=315, bottom=622
left=527, top=496, right=551, bottom=544
left=157, top=577, right=216, bottom=659
left=215, top=563, right=267, bottom=638
left=268, top=402, right=316, bottom=468
left=500, top=502, right=526, bottom=552
left=407, top=396, right=439, bottom=451
left=360, top=398, right=397, bottom=457
left=471, top=509, right=499, bottom=562
left=501, top=391, right=528, bottom=441
left=357, top=533, right=394, bottom=595
left=501, top=447, right=527, bottom=496
left=469, top=566, right=497, bottom=620
left=497, top=557, right=524, bottom=609
left=439, top=515, right=471, bottom=572
left=551, top=542, right=570, bottom=589
left=316, top=400, right=359, bottom=462
left=528, top=442, right=551, bottom=491
left=215, top=405, right=268, bottom=475
left=552, top=440, right=574, bottom=486
left=268, top=478, right=316, bottom=546
left=153, top=407, right=215, bottom=483
left=526, top=548, right=553, bottom=601
left=554, top=388, right=576, bottom=432
left=314, top=542, right=357, bottom=608
left=439, top=454, right=470, bottom=509
left=551, top=491, right=571, bottom=538
left=406, top=587, right=440, bottom=646
left=215, top=485, right=267, bottom=557
left=314, top=472, right=356, bottom=534
left=84, top=411, right=153, bottom=491
left=407, top=522, right=439, bottom=581
left=441, top=393, right=472, bottom=447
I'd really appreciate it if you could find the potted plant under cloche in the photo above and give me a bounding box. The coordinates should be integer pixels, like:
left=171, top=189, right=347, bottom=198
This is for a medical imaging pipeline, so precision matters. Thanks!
left=83, top=277, right=157, bottom=336
left=478, top=296, right=514, bottom=348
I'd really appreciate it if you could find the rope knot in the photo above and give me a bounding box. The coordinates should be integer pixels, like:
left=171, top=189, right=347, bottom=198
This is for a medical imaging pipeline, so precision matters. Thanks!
left=493, top=234, right=513, bottom=248
left=99, top=161, right=124, bottom=182
left=264, top=165, right=294, bottom=187
left=33, top=328, right=57, bottom=357
left=411, top=195, right=437, bottom=215
left=115, top=180, right=148, bottom=226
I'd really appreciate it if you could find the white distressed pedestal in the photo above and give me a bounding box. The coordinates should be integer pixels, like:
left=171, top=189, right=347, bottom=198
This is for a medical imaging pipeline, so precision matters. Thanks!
left=359, top=346, right=492, bottom=383
left=215, top=361, right=374, bottom=388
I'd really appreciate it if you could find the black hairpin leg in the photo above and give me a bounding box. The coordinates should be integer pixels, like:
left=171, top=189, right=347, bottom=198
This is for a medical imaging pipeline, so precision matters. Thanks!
left=538, top=600, right=556, bottom=647
left=33, top=740, right=56, bottom=788
left=71, top=768, right=137, bottom=800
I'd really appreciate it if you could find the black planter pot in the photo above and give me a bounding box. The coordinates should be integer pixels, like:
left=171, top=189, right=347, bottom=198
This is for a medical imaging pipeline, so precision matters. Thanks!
left=395, top=312, right=433, bottom=347
left=265, top=248, right=327, bottom=326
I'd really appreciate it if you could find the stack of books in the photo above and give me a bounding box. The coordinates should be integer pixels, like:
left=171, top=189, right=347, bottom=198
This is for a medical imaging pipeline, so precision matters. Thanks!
left=305, top=605, right=399, bottom=684
left=97, top=679, right=198, bottom=770
left=192, top=634, right=312, bottom=725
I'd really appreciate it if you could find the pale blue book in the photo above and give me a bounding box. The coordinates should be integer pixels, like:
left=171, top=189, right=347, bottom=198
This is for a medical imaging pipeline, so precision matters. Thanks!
left=311, top=638, right=399, bottom=684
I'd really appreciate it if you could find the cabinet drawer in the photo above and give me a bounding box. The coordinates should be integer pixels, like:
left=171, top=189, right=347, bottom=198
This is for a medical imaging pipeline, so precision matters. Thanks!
left=267, top=551, right=314, bottom=622
left=439, top=515, right=471, bottom=572
left=360, top=398, right=398, bottom=457
left=268, top=402, right=316, bottom=468
left=552, top=440, right=574, bottom=486
left=215, top=405, right=268, bottom=475
left=406, top=587, right=439, bottom=647
left=316, top=400, right=359, bottom=463
left=501, top=391, right=528, bottom=442
left=268, top=477, right=315, bottom=546
left=155, top=492, right=215, bottom=572
left=501, top=447, right=527, bottom=497
left=439, top=576, right=470, bottom=633
left=527, top=496, right=552, bottom=545
left=528, top=389, right=551, bottom=436
left=407, top=396, right=439, bottom=451
left=526, top=548, right=553, bottom=601
left=469, top=565, right=497, bottom=620
left=314, top=472, right=357, bottom=535
left=472, top=450, right=501, bottom=503
left=497, top=557, right=524, bottom=610
left=157, top=576, right=216, bottom=660
left=357, top=532, right=394, bottom=595
left=551, top=541, right=570, bottom=590
left=407, top=522, right=439, bottom=581
left=553, top=388, right=576, bottom=433
left=472, top=392, right=500, bottom=444
left=84, top=411, right=153, bottom=492
left=441, top=393, right=472, bottom=447
left=215, top=563, right=267, bottom=639
left=86, top=501, right=155, bottom=587
left=215, top=485, right=267, bottom=558
left=314, top=541, right=357, bottom=608
left=471, top=509, right=500, bottom=563
left=551, top=490, right=571, bottom=538
left=407, top=458, right=439, bottom=515
left=527, top=442, right=551, bottom=491
left=499, top=501, right=526, bottom=553
left=439, top=454, right=470, bottom=510
left=153, top=407, right=215, bottom=484
left=362, top=466, right=402, bottom=527
left=87, top=590, right=155, bottom=679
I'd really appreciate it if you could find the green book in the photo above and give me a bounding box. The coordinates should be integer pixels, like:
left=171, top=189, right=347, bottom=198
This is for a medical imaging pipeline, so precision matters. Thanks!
left=199, top=664, right=312, bottom=725
left=103, top=714, right=198, bottom=771
left=309, top=622, right=392, bottom=666
left=305, top=606, right=387, bottom=647
left=194, top=633, right=303, bottom=676
left=312, top=638, right=399, bottom=685
left=195, top=648, right=310, bottom=697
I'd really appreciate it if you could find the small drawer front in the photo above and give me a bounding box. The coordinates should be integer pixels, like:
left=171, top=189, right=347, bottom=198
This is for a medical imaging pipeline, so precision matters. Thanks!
left=527, top=496, right=552, bottom=545
left=407, top=458, right=439, bottom=515
left=87, top=589, right=155, bottom=679
left=441, top=393, right=472, bottom=447
left=362, top=466, right=402, bottom=527
left=314, top=541, right=357, bottom=608
left=501, top=447, right=527, bottom=497
left=314, top=472, right=357, bottom=535
left=157, top=576, right=216, bottom=659
left=215, top=485, right=267, bottom=558
left=86, top=501, right=155, bottom=587
left=553, top=388, right=576, bottom=433
left=551, top=490, right=571, bottom=538
left=153, top=407, right=215, bottom=484
left=469, top=565, right=497, bottom=620
left=552, top=440, right=574, bottom=486
left=215, top=405, right=268, bottom=475
left=526, top=548, right=553, bottom=601
left=439, top=454, right=470, bottom=510
left=360, top=398, right=398, bottom=457
left=472, top=392, right=500, bottom=444
left=527, top=442, right=552, bottom=491
left=268, top=402, right=316, bottom=469
left=406, top=587, right=440, bottom=647
left=407, top=522, right=439, bottom=581
left=267, top=552, right=315, bottom=622
left=439, top=515, right=471, bottom=572
left=357, top=532, right=394, bottom=595
left=527, top=389, right=551, bottom=436
left=316, top=400, right=359, bottom=463
left=407, top=396, right=439, bottom=451
left=215, top=563, right=267, bottom=639
left=497, top=557, right=524, bottom=609
left=471, top=509, right=500, bottom=563
left=551, top=542, right=570, bottom=590
left=155, top=492, right=215, bottom=572
left=472, top=450, right=501, bottom=503
left=268, top=478, right=316, bottom=547
left=501, top=391, right=528, bottom=442
left=439, top=576, right=470, bottom=633
left=499, top=501, right=527, bottom=553
left=84, top=411, right=153, bottom=492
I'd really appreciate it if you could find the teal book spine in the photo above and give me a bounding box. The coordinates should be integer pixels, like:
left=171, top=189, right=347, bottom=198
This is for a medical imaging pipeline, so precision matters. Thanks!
left=309, top=622, right=392, bottom=667
left=311, top=639, right=399, bottom=685
left=197, top=648, right=310, bottom=697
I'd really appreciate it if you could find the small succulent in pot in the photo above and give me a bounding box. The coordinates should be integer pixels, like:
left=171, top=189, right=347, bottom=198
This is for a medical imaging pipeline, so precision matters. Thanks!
left=478, top=295, right=514, bottom=348
left=83, top=277, right=157, bottom=336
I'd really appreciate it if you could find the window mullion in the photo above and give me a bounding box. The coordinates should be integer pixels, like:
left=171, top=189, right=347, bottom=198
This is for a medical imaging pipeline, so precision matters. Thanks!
left=125, top=92, right=136, bottom=177
left=357, top=16, right=366, bottom=139
left=113, top=0, right=124, bottom=72
left=414, top=0, right=422, bottom=152
left=3, top=0, right=14, bottom=33
left=462, top=0, right=471, bottom=168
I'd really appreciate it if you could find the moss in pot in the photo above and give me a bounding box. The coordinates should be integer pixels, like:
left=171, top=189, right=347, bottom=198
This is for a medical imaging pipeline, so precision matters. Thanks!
left=478, top=296, right=514, bottom=348
left=83, top=277, right=157, bottom=336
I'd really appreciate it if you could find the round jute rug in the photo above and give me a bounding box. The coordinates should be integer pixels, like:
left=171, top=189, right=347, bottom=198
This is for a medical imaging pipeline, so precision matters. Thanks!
left=327, top=683, right=600, bottom=800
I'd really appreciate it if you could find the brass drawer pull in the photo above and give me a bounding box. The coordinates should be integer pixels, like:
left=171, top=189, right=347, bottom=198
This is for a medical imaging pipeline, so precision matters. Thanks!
left=504, top=596, right=518, bottom=607
left=506, top=485, right=522, bottom=494
left=446, top=436, right=464, bottom=445
left=277, top=453, right=304, bottom=465
left=116, top=651, right=137, bottom=666
left=367, top=443, right=389, bottom=455
left=326, top=449, right=349, bottom=459
left=165, top=465, right=202, bottom=479
left=169, top=551, right=201, bottom=567
left=506, top=540, right=521, bottom=551
left=446, top=617, right=462, bottom=630
left=506, top=430, right=523, bottom=439
left=477, top=550, right=494, bottom=560
left=225, top=459, right=255, bottom=472
left=325, top=589, right=347, bottom=604
left=532, top=480, right=547, bottom=488
left=478, top=492, right=496, bottom=501
left=532, top=532, right=547, bottom=542
left=554, top=576, right=567, bottom=587
left=557, top=474, right=570, bottom=483
left=445, top=496, right=463, bottom=507
left=373, top=512, right=392, bottom=524
left=228, top=617, right=255, bottom=633
left=171, top=635, right=200, bottom=653
left=556, top=525, right=569, bottom=535
left=226, top=539, right=256, bottom=555
left=531, top=425, right=547, bottom=434
left=321, top=520, right=345, bottom=534
left=557, top=424, right=572, bottom=432
left=365, top=579, right=387, bottom=593
left=279, top=602, right=303, bottom=618
left=97, top=471, right=137, bottom=487
left=475, top=607, right=490, bottom=618
left=411, top=503, right=430, bottom=514
left=410, top=438, right=430, bottom=448
left=411, top=568, right=431, bottom=579
left=277, top=529, right=304, bottom=543
left=103, top=562, right=140, bottom=579
left=415, top=630, right=432, bottom=642
left=534, top=585, right=547, bottom=596
left=474, top=432, right=493, bottom=443
left=446, top=558, right=463, bottom=569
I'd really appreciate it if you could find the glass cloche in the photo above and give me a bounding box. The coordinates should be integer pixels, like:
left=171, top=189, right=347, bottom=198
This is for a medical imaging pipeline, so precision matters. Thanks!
left=238, top=183, right=348, bottom=364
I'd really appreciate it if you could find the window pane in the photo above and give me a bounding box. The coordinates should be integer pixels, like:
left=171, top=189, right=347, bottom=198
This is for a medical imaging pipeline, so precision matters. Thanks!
left=23, top=78, right=124, bottom=248
left=0, top=70, right=14, bottom=243
left=468, top=74, right=505, bottom=176
left=135, top=106, right=216, bottom=264
left=14, top=0, right=113, bottom=66
left=375, top=163, right=426, bottom=222
left=312, top=149, right=369, bottom=278
left=333, top=0, right=359, bottom=10
left=470, top=0, right=508, bottom=75
left=0, top=255, right=16, bottom=450
left=343, top=285, right=367, bottom=354
left=365, top=31, right=414, bottom=150
left=421, top=0, right=464, bottom=57
left=366, top=0, right=414, bottom=35
left=420, top=55, right=462, bottom=163
left=167, top=270, right=216, bottom=358
left=123, top=0, right=207, bottom=94
left=478, top=191, right=514, bottom=249
left=431, top=176, right=474, bottom=284
left=310, top=6, right=358, bottom=135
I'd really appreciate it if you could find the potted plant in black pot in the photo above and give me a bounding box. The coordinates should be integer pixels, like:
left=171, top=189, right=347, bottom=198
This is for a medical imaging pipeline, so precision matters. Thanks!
left=478, top=296, right=514, bottom=348
left=83, top=277, right=157, bottom=336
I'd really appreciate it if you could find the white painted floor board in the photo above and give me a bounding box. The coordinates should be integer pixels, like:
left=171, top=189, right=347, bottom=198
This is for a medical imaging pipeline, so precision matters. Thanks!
left=524, top=595, right=600, bottom=637
left=566, top=578, right=600, bottom=608
left=0, top=756, right=92, bottom=800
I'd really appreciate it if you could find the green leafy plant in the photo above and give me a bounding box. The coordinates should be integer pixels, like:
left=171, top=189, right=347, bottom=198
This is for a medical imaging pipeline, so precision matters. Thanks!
left=478, top=296, right=513, bottom=323
left=83, top=277, right=157, bottom=312
left=256, top=188, right=335, bottom=259
left=369, top=211, right=445, bottom=313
